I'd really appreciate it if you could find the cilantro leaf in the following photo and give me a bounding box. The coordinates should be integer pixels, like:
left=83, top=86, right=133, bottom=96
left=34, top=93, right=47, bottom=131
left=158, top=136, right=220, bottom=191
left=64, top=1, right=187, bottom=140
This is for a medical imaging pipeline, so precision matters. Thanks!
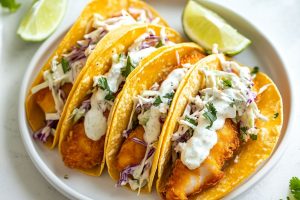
left=251, top=66, right=259, bottom=75
left=105, top=93, right=115, bottom=101
left=155, top=40, right=163, bottom=48
left=98, top=77, right=110, bottom=91
left=274, top=112, right=279, bottom=119
left=222, top=79, right=232, bottom=88
left=0, top=0, right=21, bottom=13
left=203, top=103, right=217, bottom=129
left=163, top=92, right=174, bottom=105
left=290, top=177, right=300, bottom=200
left=97, top=77, right=116, bottom=101
left=61, top=58, right=70, bottom=73
left=240, top=127, right=248, bottom=134
left=184, top=116, right=198, bottom=126
left=121, top=56, right=135, bottom=77
left=153, top=96, right=162, bottom=106
left=250, top=134, right=257, bottom=140
left=239, top=126, right=248, bottom=141
left=163, top=92, right=174, bottom=99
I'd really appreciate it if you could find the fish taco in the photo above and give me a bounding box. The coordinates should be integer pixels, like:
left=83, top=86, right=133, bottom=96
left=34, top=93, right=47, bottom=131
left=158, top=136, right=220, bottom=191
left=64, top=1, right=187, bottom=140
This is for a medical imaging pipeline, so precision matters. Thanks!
left=105, top=43, right=206, bottom=192
left=58, top=24, right=182, bottom=176
left=156, top=52, right=283, bottom=199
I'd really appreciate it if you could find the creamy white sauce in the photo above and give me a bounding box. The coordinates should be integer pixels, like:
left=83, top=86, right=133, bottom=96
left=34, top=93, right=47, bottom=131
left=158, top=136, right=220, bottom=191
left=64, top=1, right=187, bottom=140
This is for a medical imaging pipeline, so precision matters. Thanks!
left=129, top=47, right=157, bottom=66
left=139, top=68, right=187, bottom=144
left=174, top=54, right=268, bottom=170
left=84, top=29, right=168, bottom=141
left=106, top=54, right=126, bottom=93
left=84, top=89, right=108, bottom=140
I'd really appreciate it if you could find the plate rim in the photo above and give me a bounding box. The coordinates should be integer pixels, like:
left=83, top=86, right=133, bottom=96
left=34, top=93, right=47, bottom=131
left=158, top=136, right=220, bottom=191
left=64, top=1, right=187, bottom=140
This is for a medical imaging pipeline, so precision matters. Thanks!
left=18, top=2, right=294, bottom=200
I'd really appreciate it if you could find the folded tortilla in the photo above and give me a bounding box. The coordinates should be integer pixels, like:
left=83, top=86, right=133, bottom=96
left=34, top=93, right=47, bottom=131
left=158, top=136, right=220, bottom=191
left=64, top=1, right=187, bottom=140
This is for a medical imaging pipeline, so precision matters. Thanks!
left=156, top=54, right=283, bottom=199
left=25, top=0, right=169, bottom=148
left=58, top=24, right=182, bottom=176
left=106, top=43, right=206, bottom=192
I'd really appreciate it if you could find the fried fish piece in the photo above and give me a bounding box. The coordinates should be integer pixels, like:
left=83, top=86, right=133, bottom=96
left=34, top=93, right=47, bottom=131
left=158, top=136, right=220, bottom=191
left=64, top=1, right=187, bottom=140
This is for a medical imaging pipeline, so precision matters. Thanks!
left=116, top=125, right=147, bottom=171
left=165, top=119, right=240, bottom=199
left=61, top=122, right=105, bottom=170
left=35, top=83, right=72, bottom=113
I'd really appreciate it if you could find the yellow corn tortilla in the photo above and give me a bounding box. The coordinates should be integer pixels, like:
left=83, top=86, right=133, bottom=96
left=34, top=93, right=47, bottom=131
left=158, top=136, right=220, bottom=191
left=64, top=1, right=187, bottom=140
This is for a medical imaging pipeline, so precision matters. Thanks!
left=156, top=54, right=283, bottom=199
left=58, top=24, right=182, bottom=176
left=105, top=43, right=205, bottom=192
left=25, top=0, right=169, bottom=148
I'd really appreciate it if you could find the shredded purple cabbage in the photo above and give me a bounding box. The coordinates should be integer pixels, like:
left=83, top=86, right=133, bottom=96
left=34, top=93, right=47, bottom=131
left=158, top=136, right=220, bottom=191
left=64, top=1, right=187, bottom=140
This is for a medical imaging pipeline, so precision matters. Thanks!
left=33, top=120, right=58, bottom=142
left=131, top=137, right=147, bottom=146
left=140, top=35, right=162, bottom=50
left=146, top=147, right=155, bottom=159
left=117, top=164, right=138, bottom=186
left=246, top=90, right=257, bottom=105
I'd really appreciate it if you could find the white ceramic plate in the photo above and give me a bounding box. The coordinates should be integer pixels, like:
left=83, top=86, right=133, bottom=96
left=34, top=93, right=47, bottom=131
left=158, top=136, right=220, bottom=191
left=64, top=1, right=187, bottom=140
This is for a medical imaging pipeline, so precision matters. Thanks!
left=18, top=1, right=293, bottom=199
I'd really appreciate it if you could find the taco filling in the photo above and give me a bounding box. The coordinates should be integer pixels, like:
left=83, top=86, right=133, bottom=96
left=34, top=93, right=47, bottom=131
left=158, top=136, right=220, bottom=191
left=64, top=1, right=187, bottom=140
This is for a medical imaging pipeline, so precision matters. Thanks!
left=164, top=54, right=270, bottom=199
left=115, top=52, right=205, bottom=192
left=60, top=28, right=174, bottom=170
left=31, top=8, right=161, bottom=143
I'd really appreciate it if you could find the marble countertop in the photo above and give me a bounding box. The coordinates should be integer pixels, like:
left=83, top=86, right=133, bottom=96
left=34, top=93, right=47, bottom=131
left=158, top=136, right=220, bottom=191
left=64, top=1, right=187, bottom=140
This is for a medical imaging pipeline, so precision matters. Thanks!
left=1, top=0, right=299, bottom=199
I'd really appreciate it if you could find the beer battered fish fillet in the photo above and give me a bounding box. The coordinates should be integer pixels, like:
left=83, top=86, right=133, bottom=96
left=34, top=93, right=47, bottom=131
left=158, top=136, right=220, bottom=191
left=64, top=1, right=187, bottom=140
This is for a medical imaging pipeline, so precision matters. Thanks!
left=165, top=119, right=240, bottom=200
left=116, top=126, right=147, bottom=171
left=61, top=122, right=105, bottom=170
left=35, top=83, right=72, bottom=113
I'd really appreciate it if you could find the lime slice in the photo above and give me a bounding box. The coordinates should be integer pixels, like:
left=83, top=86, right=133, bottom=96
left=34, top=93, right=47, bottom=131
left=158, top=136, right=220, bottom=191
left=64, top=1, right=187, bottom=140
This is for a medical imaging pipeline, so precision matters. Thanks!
left=17, top=0, right=67, bottom=42
left=182, top=0, right=251, bottom=55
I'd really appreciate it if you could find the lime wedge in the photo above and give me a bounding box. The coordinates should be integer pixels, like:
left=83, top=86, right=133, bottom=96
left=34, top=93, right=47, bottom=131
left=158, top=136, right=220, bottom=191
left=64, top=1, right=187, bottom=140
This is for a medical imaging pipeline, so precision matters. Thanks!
left=182, top=0, right=251, bottom=55
left=17, top=0, right=67, bottom=42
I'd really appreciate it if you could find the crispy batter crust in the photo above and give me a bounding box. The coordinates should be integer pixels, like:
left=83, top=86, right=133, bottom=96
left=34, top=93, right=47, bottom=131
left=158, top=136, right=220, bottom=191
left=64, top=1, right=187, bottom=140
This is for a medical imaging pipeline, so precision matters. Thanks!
left=61, top=122, right=105, bottom=170
left=165, top=120, right=240, bottom=199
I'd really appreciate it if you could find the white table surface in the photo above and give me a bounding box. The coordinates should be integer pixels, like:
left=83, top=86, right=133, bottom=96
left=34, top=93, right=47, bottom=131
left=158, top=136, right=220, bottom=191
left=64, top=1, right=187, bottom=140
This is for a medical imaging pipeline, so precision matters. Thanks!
left=1, top=0, right=299, bottom=199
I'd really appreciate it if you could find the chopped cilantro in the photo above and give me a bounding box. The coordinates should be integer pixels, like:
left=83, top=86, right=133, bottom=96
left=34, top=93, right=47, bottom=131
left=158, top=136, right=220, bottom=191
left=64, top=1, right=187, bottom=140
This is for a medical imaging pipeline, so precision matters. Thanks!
left=121, top=56, right=135, bottom=77
left=155, top=40, right=164, bottom=48
left=274, top=112, right=279, bottom=119
left=202, top=103, right=217, bottom=129
left=163, top=92, right=174, bottom=99
left=163, top=92, right=174, bottom=105
left=222, top=79, right=232, bottom=88
left=251, top=66, right=259, bottom=75
left=153, top=96, right=162, bottom=106
left=0, top=0, right=21, bottom=13
left=98, top=77, right=110, bottom=91
left=98, top=77, right=115, bottom=101
left=250, top=134, right=257, bottom=140
left=184, top=116, right=198, bottom=126
left=61, top=58, right=70, bottom=73
left=230, top=102, right=234, bottom=107
left=240, top=127, right=248, bottom=134
left=239, top=126, right=248, bottom=141
left=290, top=177, right=300, bottom=200
left=105, top=93, right=115, bottom=101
